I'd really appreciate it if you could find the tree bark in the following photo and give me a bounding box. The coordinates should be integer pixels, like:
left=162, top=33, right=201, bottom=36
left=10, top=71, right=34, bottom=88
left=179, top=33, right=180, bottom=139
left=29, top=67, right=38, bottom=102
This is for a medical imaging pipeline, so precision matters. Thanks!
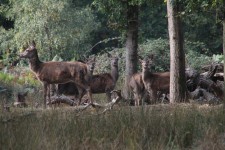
left=223, top=16, right=225, bottom=103
left=167, top=0, right=188, bottom=103
left=123, top=3, right=139, bottom=99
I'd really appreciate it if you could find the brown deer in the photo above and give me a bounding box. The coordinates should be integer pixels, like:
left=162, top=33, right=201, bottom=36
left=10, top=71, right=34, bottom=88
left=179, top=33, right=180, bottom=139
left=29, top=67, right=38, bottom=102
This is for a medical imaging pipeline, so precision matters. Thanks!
left=56, top=54, right=119, bottom=102
left=19, top=41, right=95, bottom=108
left=140, top=56, right=170, bottom=104
left=129, top=73, right=146, bottom=106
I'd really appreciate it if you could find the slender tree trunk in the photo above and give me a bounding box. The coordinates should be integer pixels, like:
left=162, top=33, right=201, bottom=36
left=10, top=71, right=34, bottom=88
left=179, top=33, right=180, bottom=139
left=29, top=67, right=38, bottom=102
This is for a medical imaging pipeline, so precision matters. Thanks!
left=123, top=3, right=139, bottom=99
left=223, top=17, right=225, bottom=104
left=167, top=0, right=188, bottom=103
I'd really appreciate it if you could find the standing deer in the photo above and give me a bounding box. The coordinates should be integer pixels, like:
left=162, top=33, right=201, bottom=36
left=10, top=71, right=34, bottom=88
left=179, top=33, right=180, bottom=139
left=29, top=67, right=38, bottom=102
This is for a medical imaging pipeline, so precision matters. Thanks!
left=140, top=56, right=170, bottom=104
left=19, top=41, right=95, bottom=108
left=129, top=73, right=146, bottom=106
left=90, top=55, right=119, bottom=102
left=56, top=54, right=119, bottom=102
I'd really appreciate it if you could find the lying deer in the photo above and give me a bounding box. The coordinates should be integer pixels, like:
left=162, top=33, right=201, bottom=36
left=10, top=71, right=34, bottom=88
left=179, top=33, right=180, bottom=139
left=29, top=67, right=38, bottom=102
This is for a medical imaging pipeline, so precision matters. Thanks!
left=19, top=41, right=95, bottom=108
left=56, top=54, right=119, bottom=102
left=140, top=56, right=170, bottom=104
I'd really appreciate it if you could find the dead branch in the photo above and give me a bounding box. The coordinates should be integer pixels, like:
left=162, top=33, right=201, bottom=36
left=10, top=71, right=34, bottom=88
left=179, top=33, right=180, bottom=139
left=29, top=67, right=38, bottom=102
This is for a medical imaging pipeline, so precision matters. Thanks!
left=13, top=102, right=28, bottom=108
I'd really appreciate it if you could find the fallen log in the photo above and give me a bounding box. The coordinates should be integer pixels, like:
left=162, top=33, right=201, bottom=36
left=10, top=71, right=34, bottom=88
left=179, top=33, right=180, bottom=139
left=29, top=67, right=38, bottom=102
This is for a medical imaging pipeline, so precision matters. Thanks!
left=201, top=89, right=220, bottom=105
left=47, top=90, right=122, bottom=113
left=188, top=87, right=203, bottom=100
left=48, top=95, right=76, bottom=106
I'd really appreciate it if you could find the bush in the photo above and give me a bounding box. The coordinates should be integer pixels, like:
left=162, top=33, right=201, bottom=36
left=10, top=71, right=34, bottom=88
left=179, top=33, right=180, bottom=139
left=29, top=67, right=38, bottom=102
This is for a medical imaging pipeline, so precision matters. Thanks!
left=139, top=38, right=212, bottom=71
left=139, top=38, right=170, bottom=72
left=0, top=69, right=41, bottom=104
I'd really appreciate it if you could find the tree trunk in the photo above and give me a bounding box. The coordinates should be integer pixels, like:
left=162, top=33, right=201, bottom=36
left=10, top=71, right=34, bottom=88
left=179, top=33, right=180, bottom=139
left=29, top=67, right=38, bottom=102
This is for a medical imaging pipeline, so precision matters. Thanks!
left=123, top=3, right=139, bottom=99
left=223, top=17, right=225, bottom=104
left=167, top=0, right=188, bottom=103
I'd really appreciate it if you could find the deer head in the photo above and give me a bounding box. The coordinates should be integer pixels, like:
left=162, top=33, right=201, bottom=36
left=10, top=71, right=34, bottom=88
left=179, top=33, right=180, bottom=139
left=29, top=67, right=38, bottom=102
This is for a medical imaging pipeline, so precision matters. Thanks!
left=140, top=56, right=153, bottom=70
left=111, top=56, right=118, bottom=67
left=106, top=52, right=119, bottom=67
left=19, top=41, right=37, bottom=59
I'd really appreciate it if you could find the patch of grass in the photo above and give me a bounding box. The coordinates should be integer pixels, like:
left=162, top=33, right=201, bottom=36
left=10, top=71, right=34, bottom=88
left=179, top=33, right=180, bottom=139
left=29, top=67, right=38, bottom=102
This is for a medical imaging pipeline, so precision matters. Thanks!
left=0, top=104, right=225, bottom=149
left=0, top=71, right=40, bottom=87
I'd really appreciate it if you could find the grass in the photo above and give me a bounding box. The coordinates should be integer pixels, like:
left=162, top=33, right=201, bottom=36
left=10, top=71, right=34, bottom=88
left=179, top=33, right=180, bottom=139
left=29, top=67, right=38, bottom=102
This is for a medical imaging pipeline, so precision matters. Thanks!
left=0, top=69, right=225, bottom=149
left=1, top=104, right=225, bottom=150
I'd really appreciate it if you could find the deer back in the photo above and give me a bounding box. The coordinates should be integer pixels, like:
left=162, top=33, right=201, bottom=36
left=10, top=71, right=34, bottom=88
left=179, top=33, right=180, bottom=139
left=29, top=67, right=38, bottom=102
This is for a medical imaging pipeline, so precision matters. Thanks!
left=90, top=73, right=115, bottom=93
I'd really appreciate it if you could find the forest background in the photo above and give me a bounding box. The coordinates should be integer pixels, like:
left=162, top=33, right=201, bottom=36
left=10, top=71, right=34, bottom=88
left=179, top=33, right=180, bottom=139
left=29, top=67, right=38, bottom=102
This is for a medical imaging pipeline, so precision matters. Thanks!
left=0, top=0, right=223, bottom=71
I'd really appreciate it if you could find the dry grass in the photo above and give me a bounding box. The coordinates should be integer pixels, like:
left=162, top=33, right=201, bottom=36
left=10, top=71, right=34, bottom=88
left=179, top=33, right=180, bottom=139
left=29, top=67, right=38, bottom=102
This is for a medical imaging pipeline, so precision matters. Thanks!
left=0, top=103, right=225, bottom=150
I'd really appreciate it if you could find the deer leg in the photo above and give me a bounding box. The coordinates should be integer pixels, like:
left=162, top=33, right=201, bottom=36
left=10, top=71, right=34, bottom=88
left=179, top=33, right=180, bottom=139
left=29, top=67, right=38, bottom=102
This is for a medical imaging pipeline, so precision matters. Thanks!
left=152, top=90, right=157, bottom=104
left=87, top=88, right=93, bottom=104
left=134, top=92, right=141, bottom=106
left=77, top=88, right=86, bottom=105
left=134, top=93, right=139, bottom=106
left=47, top=85, right=51, bottom=101
left=43, top=83, right=48, bottom=108
left=147, top=89, right=156, bottom=104
left=106, top=90, right=112, bottom=102
left=140, top=94, right=144, bottom=106
left=47, top=84, right=52, bottom=107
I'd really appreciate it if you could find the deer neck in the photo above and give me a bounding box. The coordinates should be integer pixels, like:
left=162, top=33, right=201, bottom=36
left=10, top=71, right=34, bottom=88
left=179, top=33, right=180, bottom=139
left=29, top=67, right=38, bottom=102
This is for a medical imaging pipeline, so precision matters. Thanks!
left=142, top=68, right=152, bottom=81
left=111, top=65, right=119, bottom=82
left=28, top=55, right=42, bottom=73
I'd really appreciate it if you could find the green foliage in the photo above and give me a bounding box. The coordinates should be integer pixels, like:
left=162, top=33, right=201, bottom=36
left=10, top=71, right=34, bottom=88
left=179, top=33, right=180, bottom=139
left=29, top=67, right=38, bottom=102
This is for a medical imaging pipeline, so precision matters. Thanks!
left=95, top=38, right=213, bottom=73
left=212, top=54, right=224, bottom=63
left=186, top=51, right=211, bottom=70
left=139, top=2, right=168, bottom=41
left=0, top=68, right=41, bottom=103
left=184, top=11, right=222, bottom=53
left=93, top=48, right=125, bottom=74
left=1, top=0, right=99, bottom=61
left=139, top=38, right=170, bottom=72
left=0, top=70, right=41, bottom=87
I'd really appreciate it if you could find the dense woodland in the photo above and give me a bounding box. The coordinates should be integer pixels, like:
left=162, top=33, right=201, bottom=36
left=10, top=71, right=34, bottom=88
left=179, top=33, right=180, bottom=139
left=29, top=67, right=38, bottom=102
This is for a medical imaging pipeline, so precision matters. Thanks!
left=0, top=0, right=224, bottom=103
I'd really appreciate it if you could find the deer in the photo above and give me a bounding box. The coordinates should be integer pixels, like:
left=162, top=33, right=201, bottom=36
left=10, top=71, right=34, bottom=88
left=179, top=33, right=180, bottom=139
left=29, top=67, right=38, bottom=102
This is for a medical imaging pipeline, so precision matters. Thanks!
left=129, top=73, right=146, bottom=106
left=19, top=41, right=95, bottom=108
left=140, top=56, right=170, bottom=104
left=55, top=53, right=119, bottom=102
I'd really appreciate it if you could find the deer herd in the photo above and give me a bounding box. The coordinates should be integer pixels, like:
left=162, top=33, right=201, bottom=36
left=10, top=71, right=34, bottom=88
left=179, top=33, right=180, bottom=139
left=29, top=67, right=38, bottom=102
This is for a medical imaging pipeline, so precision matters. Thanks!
left=19, top=41, right=224, bottom=108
